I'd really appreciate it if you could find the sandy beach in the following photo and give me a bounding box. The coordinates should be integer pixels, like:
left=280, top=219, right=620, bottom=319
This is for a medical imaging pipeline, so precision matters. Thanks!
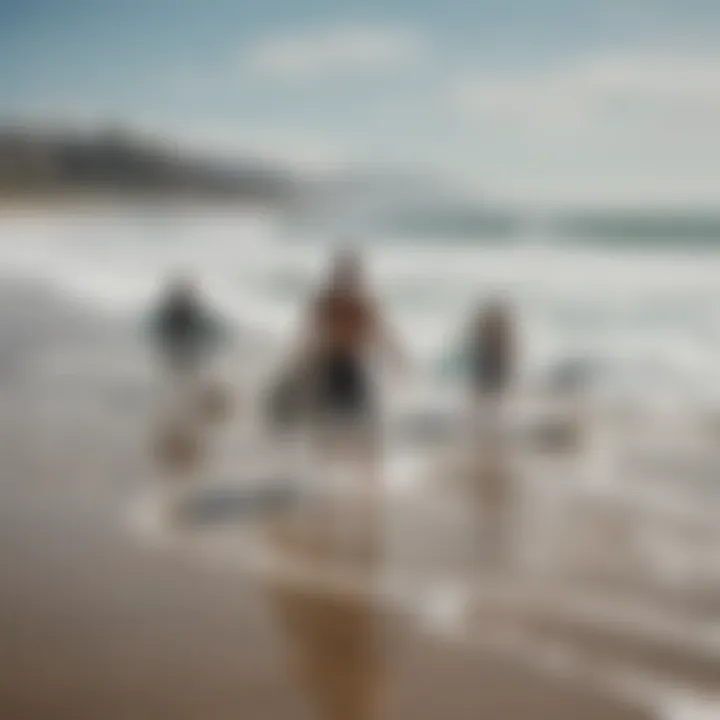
left=0, top=280, right=679, bottom=720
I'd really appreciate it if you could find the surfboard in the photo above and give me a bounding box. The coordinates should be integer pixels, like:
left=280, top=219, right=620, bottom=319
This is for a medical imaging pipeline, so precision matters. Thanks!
left=174, top=480, right=304, bottom=526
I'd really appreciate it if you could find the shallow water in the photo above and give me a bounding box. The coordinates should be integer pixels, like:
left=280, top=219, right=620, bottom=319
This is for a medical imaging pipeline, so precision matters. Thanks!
left=2, top=205, right=720, bottom=409
left=128, top=374, right=720, bottom=719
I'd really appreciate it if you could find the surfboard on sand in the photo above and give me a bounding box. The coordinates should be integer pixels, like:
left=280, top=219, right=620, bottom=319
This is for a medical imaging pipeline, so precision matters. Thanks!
left=174, top=480, right=304, bottom=526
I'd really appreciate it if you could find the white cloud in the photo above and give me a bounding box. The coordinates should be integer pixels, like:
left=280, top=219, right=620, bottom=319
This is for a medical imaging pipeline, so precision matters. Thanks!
left=157, top=122, right=353, bottom=172
left=446, top=53, right=720, bottom=204
left=452, top=54, right=720, bottom=134
left=243, top=23, right=427, bottom=81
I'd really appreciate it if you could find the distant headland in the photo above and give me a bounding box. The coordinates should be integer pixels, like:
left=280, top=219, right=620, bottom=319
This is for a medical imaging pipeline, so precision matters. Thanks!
left=0, top=125, right=296, bottom=205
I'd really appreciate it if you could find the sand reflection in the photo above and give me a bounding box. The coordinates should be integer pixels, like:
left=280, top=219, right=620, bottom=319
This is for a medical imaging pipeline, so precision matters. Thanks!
left=261, top=474, right=385, bottom=720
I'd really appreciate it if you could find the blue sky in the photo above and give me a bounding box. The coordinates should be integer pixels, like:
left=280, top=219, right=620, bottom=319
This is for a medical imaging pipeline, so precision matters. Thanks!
left=2, top=0, right=720, bottom=204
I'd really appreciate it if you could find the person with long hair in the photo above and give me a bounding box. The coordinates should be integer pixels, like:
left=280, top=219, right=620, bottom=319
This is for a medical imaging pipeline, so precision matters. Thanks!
left=295, top=248, right=405, bottom=470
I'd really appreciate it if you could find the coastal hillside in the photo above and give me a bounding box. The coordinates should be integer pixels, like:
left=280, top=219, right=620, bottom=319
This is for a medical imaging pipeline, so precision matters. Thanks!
left=0, top=126, right=295, bottom=202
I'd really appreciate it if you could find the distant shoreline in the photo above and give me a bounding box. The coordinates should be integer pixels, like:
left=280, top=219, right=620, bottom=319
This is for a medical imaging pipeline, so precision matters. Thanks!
left=2, top=192, right=720, bottom=247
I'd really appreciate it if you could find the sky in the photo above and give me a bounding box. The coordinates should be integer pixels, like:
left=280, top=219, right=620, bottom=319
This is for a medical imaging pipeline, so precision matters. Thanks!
left=1, top=0, right=720, bottom=206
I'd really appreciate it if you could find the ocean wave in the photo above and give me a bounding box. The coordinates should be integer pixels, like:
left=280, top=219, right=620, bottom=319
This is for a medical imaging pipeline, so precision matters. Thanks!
left=2, top=206, right=720, bottom=409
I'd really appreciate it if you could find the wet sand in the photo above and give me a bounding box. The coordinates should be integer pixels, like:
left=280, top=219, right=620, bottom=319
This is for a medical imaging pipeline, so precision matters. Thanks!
left=0, top=466, right=657, bottom=719
left=0, top=285, right=667, bottom=719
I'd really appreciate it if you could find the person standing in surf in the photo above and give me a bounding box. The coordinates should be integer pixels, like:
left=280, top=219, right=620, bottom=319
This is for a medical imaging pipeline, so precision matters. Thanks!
left=146, top=275, right=231, bottom=423
left=466, top=299, right=517, bottom=570
left=468, top=298, right=516, bottom=426
left=294, top=248, right=406, bottom=470
left=146, top=275, right=233, bottom=479
left=149, top=276, right=225, bottom=377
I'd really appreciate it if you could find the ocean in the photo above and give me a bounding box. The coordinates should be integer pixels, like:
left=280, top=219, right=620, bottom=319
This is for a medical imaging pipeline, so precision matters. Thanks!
left=1, top=203, right=719, bottom=411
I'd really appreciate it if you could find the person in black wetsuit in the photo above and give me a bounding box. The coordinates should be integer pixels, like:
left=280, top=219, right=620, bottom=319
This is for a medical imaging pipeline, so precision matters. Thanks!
left=150, top=277, right=223, bottom=377
left=147, top=277, right=225, bottom=477
left=469, top=299, right=515, bottom=400
left=464, top=300, right=517, bottom=570
left=465, top=299, right=516, bottom=445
